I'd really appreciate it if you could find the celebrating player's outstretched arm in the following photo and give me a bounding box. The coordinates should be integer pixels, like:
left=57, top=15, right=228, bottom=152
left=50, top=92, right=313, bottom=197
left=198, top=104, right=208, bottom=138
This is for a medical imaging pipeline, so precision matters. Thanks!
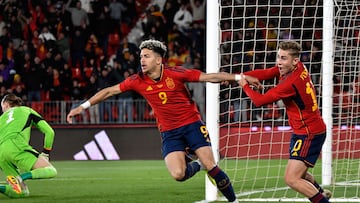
left=199, top=72, right=262, bottom=89
left=67, top=84, right=121, bottom=124
left=67, top=39, right=241, bottom=202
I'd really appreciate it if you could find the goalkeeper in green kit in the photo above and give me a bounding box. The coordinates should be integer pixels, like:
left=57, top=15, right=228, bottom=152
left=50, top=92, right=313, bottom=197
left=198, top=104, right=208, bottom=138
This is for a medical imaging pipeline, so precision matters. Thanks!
left=0, top=93, right=57, bottom=198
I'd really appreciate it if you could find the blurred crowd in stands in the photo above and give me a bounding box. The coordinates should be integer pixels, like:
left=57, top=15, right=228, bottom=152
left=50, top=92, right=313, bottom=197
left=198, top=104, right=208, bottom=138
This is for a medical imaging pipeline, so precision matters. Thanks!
left=0, top=0, right=207, bottom=123
left=218, top=0, right=360, bottom=124
left=0, top=0, right=139, bottom=102
left=218, top=0, right=324, bottom=123
left=0, top=0, right=357, bottom=124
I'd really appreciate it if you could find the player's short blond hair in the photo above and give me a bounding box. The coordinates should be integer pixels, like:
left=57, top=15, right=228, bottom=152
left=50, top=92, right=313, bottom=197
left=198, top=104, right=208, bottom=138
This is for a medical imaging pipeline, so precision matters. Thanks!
left=139, top=39, right=167, bottom=57
left=278, top=41, right=302, bottom=58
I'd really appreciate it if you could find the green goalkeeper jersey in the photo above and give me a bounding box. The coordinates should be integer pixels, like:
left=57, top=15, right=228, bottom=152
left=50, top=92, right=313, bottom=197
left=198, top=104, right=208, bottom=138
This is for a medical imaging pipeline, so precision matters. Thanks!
left=0, top=106, right=55, bottom=151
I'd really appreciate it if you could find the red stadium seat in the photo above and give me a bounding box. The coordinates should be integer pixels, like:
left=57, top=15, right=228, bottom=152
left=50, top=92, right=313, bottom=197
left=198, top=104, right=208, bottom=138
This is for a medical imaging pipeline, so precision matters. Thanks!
left=84, top=67, right=93, bottom=78
left=31, top=101, right=44, bottom=116
left=71, top=67, right=83, bottom=80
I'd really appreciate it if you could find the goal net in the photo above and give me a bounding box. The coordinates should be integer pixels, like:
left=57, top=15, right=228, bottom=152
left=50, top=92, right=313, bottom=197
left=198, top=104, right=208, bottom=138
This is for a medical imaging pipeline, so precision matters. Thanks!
left=206, top=0, right=360, bottom=202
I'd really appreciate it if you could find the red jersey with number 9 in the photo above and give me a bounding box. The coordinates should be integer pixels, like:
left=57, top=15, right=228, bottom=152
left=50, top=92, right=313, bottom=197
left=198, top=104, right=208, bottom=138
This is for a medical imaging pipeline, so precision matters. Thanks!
left=119, top=66, right=202, bottom=132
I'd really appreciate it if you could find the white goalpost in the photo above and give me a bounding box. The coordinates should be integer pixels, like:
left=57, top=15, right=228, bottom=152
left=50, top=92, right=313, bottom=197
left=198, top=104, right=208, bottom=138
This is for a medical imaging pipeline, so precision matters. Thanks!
left=205, top=0, right=221, bottom=201
left=206, top=0, right=360, bottom=202
left=321, top=0, right=334, bottom=187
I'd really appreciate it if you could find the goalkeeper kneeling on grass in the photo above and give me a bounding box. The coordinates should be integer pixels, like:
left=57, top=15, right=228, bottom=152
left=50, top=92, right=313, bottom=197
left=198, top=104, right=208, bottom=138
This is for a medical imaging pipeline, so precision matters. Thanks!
left=0, top=93, right=57, bottom=198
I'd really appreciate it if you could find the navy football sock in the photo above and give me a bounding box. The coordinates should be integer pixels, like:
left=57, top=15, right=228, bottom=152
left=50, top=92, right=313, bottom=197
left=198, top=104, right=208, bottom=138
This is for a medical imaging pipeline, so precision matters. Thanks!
left=309, top=192, right=330, bottom=203
left=208, top=165, right=236, bottom=202
left=313, top=181, right=324, bottom=193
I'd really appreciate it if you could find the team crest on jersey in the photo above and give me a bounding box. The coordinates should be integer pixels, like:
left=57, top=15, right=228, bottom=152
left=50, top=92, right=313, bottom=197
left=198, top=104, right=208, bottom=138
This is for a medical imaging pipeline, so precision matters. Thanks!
left=165, top=77, right=175, bottom=89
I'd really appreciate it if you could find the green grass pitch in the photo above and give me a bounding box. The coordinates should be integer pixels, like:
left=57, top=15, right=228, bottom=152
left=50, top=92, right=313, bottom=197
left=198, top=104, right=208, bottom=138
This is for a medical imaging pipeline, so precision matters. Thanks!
left=0, top=161, right=206, bottom=203
left=0, top=160, right=358, bottom=203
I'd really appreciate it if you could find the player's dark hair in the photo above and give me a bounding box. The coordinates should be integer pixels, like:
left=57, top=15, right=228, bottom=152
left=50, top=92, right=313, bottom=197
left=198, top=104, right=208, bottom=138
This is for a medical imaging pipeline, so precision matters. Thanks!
left=139, top=39, right=167, bottom=57
left=1, top=93, right=23, bottom=107
left=278, top=41, right=302, bottom=58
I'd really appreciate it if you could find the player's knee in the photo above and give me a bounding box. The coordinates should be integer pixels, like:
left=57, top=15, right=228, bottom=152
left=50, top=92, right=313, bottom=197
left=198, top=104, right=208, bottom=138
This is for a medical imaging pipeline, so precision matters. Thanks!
left=170, top=169, right=186, bottom=181
left=284, top=174, right=297, bottom=189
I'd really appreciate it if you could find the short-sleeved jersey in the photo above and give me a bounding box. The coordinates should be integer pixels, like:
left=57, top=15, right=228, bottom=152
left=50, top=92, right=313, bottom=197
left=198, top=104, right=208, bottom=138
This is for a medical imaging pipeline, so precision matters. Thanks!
left=120, top=66, right=202, bottom=132
left=0, top=106, right=55, bottom=150
left=243, top=62, right=326, bottom=136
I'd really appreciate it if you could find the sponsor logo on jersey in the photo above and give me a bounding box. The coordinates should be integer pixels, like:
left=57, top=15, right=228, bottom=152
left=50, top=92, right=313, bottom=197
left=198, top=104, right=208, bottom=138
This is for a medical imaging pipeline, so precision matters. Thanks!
left=165, top=77, right=175, bottom=89
left=146, top=86, right=153, bottom=91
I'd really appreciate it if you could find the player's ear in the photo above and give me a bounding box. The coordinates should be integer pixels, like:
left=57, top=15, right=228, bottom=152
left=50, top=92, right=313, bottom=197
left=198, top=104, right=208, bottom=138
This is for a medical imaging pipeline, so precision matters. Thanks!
left=292, top=57, right=299, bottom=66
left=156, top=56, right=162, bottom=65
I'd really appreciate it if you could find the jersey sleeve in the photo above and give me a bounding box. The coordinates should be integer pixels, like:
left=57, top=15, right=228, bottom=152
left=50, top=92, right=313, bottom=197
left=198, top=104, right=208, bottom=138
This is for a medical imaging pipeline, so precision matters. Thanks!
left=168, top=66, right=202, bottom=82
left=244, top=66, right=279, bottom=81
left=119, top=74, right=138, bottom=92
left=184, top=68, right=202, bottom=82
left=36, top=120, right=55, bottom=151
left=30, top=109, right=55, bottom=151
left=243, top=79, right=296, bottom=107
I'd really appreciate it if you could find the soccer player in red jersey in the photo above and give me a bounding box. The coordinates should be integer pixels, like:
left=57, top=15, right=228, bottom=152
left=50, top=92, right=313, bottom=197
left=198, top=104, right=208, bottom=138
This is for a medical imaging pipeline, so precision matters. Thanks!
left=67, top=39, right=261, bottom=202
left=238, top=40, right=331, bottom=203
